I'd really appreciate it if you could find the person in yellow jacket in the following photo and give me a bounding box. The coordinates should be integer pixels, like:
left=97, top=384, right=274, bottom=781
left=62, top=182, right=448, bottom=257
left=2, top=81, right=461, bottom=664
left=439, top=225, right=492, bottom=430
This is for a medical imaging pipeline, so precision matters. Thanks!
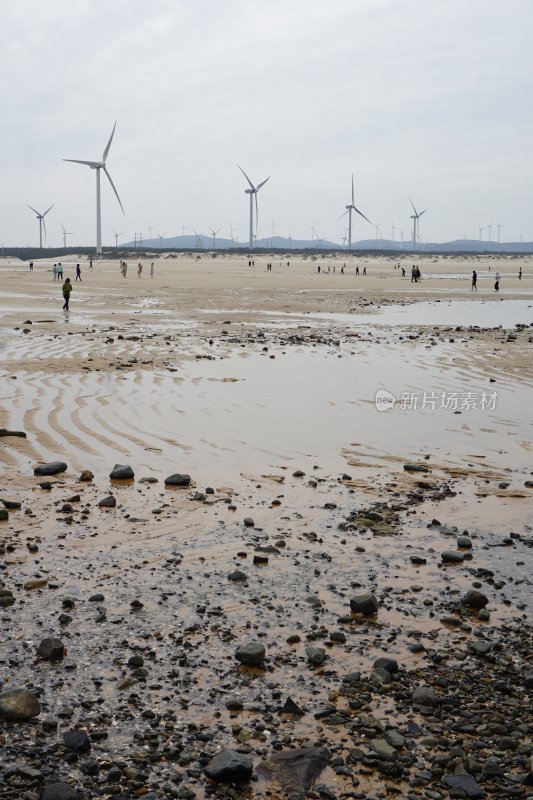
left=62, top=278, right=72, bottom=311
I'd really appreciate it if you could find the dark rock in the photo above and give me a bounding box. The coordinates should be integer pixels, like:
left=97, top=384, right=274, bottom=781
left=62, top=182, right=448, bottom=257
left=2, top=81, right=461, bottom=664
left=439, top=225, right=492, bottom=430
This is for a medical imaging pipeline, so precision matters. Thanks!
left=462, top=590, right=488, bottom=609
left=257, top=746, right=330, bottom=797
left=350, top=592, right=378, bottom=615
left=443, top=773, right=483, bottom=798
left=280, top=696, right=305, bottom=716
left=441, top=550, right=465, bottom=563
left=374, top=656, right=399, bottom=674
left=468, top=640, right=492, bottom=656
left=0, top=509, right=8, bottom=521
left=64, top=729, right=91, bottom=754
left=403, top=463, right=430, bottom=472
left=205, top=749, right=253, bottom=783
left=41, top=783, right=79, bottom=800
left=228, top=570, right=247, bottom=582
left=79, top=470, right=94, bottom=482
left=109, top=464, right=134, bottom=480
left=305, top=646, right=326, bottom=666
left=412, top=686, right=438, bottom=706
left=164, top=473, right=191, bottom=486
left=0, top=428, right=27, bottom=438
left=235, top=642, right=265, bottom=666
left=243, top=517, right=255, bottom=527
left=34, top=461, right=67, bottom=476
left=0, top=687, right=41, bottom=720
left=98, top=495, right=116, bottom=508
left=1, top=499, right=21, bottom=510
left=37, top=637, right=65, bottom=661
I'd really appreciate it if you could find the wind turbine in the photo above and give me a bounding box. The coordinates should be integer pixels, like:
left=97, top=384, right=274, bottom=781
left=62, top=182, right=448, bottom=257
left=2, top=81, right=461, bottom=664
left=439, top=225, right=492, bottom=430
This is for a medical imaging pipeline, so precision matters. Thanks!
left=27, top=204, right=53, bottom=249
left=409, top=199, right=426, bottom=250
left=209, top=227, right=220, bottom=249
left=497, top=222, right=502, bottom=243
left=61, top=223, right=73, bottom=249
left=158, top=232, right=166, bottom=249
left=63, top=122, right=124, bottom=254
left=237, top=165, right=269, bottom=249
left=338, top=175, right=371, bottom=250
left=113, top=228, right=123, bottom=248
left=477, top=225, right=485, bottom=241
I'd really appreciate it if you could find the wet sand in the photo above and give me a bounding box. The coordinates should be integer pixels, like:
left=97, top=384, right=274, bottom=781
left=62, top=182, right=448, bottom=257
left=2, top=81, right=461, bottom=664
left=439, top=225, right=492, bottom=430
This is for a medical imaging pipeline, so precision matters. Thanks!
left=0, top=253, right=532, bottom=799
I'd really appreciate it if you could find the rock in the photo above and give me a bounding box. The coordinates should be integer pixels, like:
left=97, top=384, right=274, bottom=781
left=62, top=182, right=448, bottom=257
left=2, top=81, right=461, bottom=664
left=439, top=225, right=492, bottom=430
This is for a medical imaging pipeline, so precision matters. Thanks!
left=371, top=667, right=392, bottom=685
left=205, top=749, right=253, bottom=784
left=33, top=461, right=67, bottom=476
left=350, top=592, right=378, bottom=615
left=457, top=536, right=472, bottom=548
left=128, top=654, right=144, bottom=668
left=257, top=747, right=330, bottom=797
left=78, top=470, right=94, bottom=482
left=243, top=517, right=255, bottom=527
left=410, top=555, right=426, bottom=565
left=98, top=495, right=116, bottom=508
left=374, top=656, right=399, bottom=674
left=228, top=570, right=247, bottom=582
left=64, top=729, right=91, bottom=754
left=0, top=509, right=8, bottom=521
left=369, top=738, right=396, bottom=760
left=524, top=480, right=533, bottom=488
left=164, top=473, right=191, bottom=487
left=524, top=672, right=533, bottom=689
left=0, top=687, right=41, bottom=720
left=293, top=470, right=305, bottom=477
left=441, top=550, right=465, bottom=563
left=281, top=697, right=305, bottom=716
left=41, top=783, right=79, bottom=800
left=403, top=463, right=430, bottom=472
left=443, top=773, right=483, bottom=798
left=462, top=590, right=488, bottom=609
left=37, top=637, right=65, bottom=661
left=235, top=642, right=265, bottom=667
left=305, top=646, right=326, bottom=666
left=469, top=640, right=492, bottom=656
left=412, top=686, right=438, bottom=706
left=0, top=428, right=27, bottom=438
left=24, top=578, right=47, bottom=590
left=109, top=464, right=134, bottom=480
left=1, top=499, right=21, bottom=510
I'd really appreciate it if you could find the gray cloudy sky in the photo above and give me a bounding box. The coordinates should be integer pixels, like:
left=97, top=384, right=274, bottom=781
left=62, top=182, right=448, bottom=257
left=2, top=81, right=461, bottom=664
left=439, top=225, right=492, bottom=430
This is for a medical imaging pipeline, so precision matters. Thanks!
left=2, top=0, right=532, bottom=247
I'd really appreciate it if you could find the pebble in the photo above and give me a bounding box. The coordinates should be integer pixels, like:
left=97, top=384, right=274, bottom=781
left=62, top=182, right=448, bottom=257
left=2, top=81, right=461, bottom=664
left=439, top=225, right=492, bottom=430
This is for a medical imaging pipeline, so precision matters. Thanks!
left=235, top=641, right=265, bottom=666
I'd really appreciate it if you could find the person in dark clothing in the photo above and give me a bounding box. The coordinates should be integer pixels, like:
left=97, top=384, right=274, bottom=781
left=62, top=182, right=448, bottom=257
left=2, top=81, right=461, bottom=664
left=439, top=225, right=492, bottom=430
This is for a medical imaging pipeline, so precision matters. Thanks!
left=62, top=278, right=72, bottom=311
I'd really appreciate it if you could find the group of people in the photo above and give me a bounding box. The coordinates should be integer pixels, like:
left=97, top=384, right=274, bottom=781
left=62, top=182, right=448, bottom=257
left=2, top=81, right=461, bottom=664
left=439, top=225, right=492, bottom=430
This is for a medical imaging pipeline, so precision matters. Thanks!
left=411, top=264, right=422, bottom=282
left=472, top=270, right=503, bottom=291
left=52, top=263, right=64, bottom=280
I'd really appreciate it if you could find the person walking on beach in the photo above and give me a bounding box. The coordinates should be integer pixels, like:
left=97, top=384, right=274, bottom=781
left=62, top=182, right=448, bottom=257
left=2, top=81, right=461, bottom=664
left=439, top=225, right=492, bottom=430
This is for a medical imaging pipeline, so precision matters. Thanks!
left=52, top=264, right=57, bottom=281
left=57, top=263, right=63, bottom=279
left=62, top=278, right=72, bottom=311
left=519, top=267, right=522, bottom=280
left=29, top=261, right=34, bottom=271
left=137, top=262, right=142, bottom=277
left=401, top=267, right=406, bottom=277
left=75, top=264, right=82, bottom=281
left=150, top=262, right=154, bottom=278
left=494, top=271, right=501, bottom=292
left=471, top=270, right=477, bottom=291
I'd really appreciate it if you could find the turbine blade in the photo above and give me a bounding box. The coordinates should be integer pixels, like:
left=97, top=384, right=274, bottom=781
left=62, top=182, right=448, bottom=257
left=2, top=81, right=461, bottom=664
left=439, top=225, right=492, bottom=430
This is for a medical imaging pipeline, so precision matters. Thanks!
left=419, top=209, right=426, bottom=217
left=103, top=167, right=124, bottom=213
left=102, top=121, right=117, bottom=162
left=409, top=197, right=418, bottom=216
left=337, top=209, right=349, bottom=221
left=256, top=177, right=269, bottom=191
left=63, top=159, right=99, bottom=167
left=351, top=174, right=355, bottom=206
left=255, top=193, right=259, bottom=232
left=42, top=217, right=47, bottom=240
left=237, top=164, right=255, bottom=191
left=43, top=205, right=54, bottom=217
left=27, top=204, right=40, bottom=215
left=353, top=206, right=372, bottom=225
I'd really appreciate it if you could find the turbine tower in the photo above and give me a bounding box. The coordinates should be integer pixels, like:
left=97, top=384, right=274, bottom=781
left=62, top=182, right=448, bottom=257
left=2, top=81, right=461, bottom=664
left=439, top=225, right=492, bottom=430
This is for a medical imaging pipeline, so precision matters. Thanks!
left=338, top=175, right=371, bottom=250
left=237, top=165, right=269, bottom=249
left=113, top=228, right=123, bottom=248
left=409, top=199, right=426, bottom=250
left=64, top=122, right=124, bottom=255
left=27, top=204, right=53, bottom=249
left=209, top=227, right=220, bottom=249
left=158, top=232, right=166, bottom=249
left=61, top=223, right=73, bottom=249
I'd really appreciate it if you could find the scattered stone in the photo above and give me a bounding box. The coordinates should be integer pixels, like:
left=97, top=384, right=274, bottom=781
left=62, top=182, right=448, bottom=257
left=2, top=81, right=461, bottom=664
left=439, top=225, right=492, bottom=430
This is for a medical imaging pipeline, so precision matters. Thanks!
left=462, top=589, right=488, bottom=609
left=442, top=773, right=483, bottom=798
left=228, top=570, right=247, bottom=582
left=469, top=640, right=492, bottom=656
left=1, top=499, right=21, bottom=510
left=350, top=591, right=378, bottom=615
left=235, top=642, right=265, bottom=667
left=109, top=464, right=134, bottom=480
left=280, top=696, right=305, bottom=716
left=243, top=517, right=255, bottom=527
left=164, top=473, right=191, bottom=486
left=441, top=550, right=465, bottom=563
left=0, top=428, right=27, bottom=438
left=412, top=686, right=438, bottom=706
left=403, top=463, right=430, bottom=472
left=374, top=656, right=399, bottom=674
left=64, top=729, right=91, bottom=754
left=369, top=738, right=396, bottom=760
left=41, top=783, right=79, bottom=800
left=24, top=578, right=48, bottom=590
left=305, top=646, right=326, bottom=666
left=33, top=461, right=67, bottom=476
left=0, top=687, right=41, bottom=720
left=98, top=495, right=116, bottom=508
left=37, top=637, right=65, bottom=661
left=257, top=747, right=330, bottom=797
left=457, top=535, right=472, bottom=548
left=205, top=749, right=253, bottom=784
left=0, top=509, right=8, bottom=521
left=78, top=470, right=94, bottom=481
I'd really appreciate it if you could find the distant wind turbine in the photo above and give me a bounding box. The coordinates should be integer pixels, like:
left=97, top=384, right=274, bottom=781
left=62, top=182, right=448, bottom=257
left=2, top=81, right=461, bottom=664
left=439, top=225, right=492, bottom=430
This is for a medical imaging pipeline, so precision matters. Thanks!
left=237, top=165, right=269, bottom=249
left=338, top=174, right=371, bottom=250
left=27, top=204, right=53, bottom=249
left=113, top=228, right=123, bottom=248
left=209, top=227, right=220, bottom=249
left=61, top=223, right=73, bottom=249
left=497, top=222, right=502, bottom=243
left=409, top=199, right=426, bottom=250
left=477, top=225, right=485, bottom=241
left=64, top=122, right=124, bottom=254
left=158, top=232, right=166, bottom=249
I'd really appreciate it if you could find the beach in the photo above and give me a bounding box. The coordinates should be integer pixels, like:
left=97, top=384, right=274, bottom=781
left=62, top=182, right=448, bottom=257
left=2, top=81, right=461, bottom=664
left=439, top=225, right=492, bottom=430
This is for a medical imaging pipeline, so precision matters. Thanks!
left=1, top=252, right=532, bottom=800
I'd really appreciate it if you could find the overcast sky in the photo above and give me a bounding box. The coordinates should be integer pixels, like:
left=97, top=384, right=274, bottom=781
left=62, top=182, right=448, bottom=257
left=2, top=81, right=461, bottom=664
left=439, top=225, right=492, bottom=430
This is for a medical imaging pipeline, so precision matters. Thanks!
left=2, top=0, right=532, bottom=248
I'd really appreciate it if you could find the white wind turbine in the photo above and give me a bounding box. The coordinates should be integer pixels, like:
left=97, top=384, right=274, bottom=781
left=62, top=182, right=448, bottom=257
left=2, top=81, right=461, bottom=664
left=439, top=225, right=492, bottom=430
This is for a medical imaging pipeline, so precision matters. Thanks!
left=112, top=228, right=123, bottom=248
left=338, top=174, right=371, bottom=250
left=61, top=223, right=73, bottom=249
left=409, top=199, right=426, bottom=250
left=158, top=232, right=166, bottom=249
left=237, top=165, right=269, bottom=249
left=63, top=122, right=124, bottom=254
left=209, top=227, right=220, bottom=249
left=27, top=204, right=53, bottom=249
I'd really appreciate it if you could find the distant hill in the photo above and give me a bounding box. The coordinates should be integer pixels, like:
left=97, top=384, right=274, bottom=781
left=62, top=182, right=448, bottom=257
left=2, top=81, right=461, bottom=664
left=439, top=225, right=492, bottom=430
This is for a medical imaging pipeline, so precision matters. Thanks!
left=121, top=234, right=533, bottom=254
